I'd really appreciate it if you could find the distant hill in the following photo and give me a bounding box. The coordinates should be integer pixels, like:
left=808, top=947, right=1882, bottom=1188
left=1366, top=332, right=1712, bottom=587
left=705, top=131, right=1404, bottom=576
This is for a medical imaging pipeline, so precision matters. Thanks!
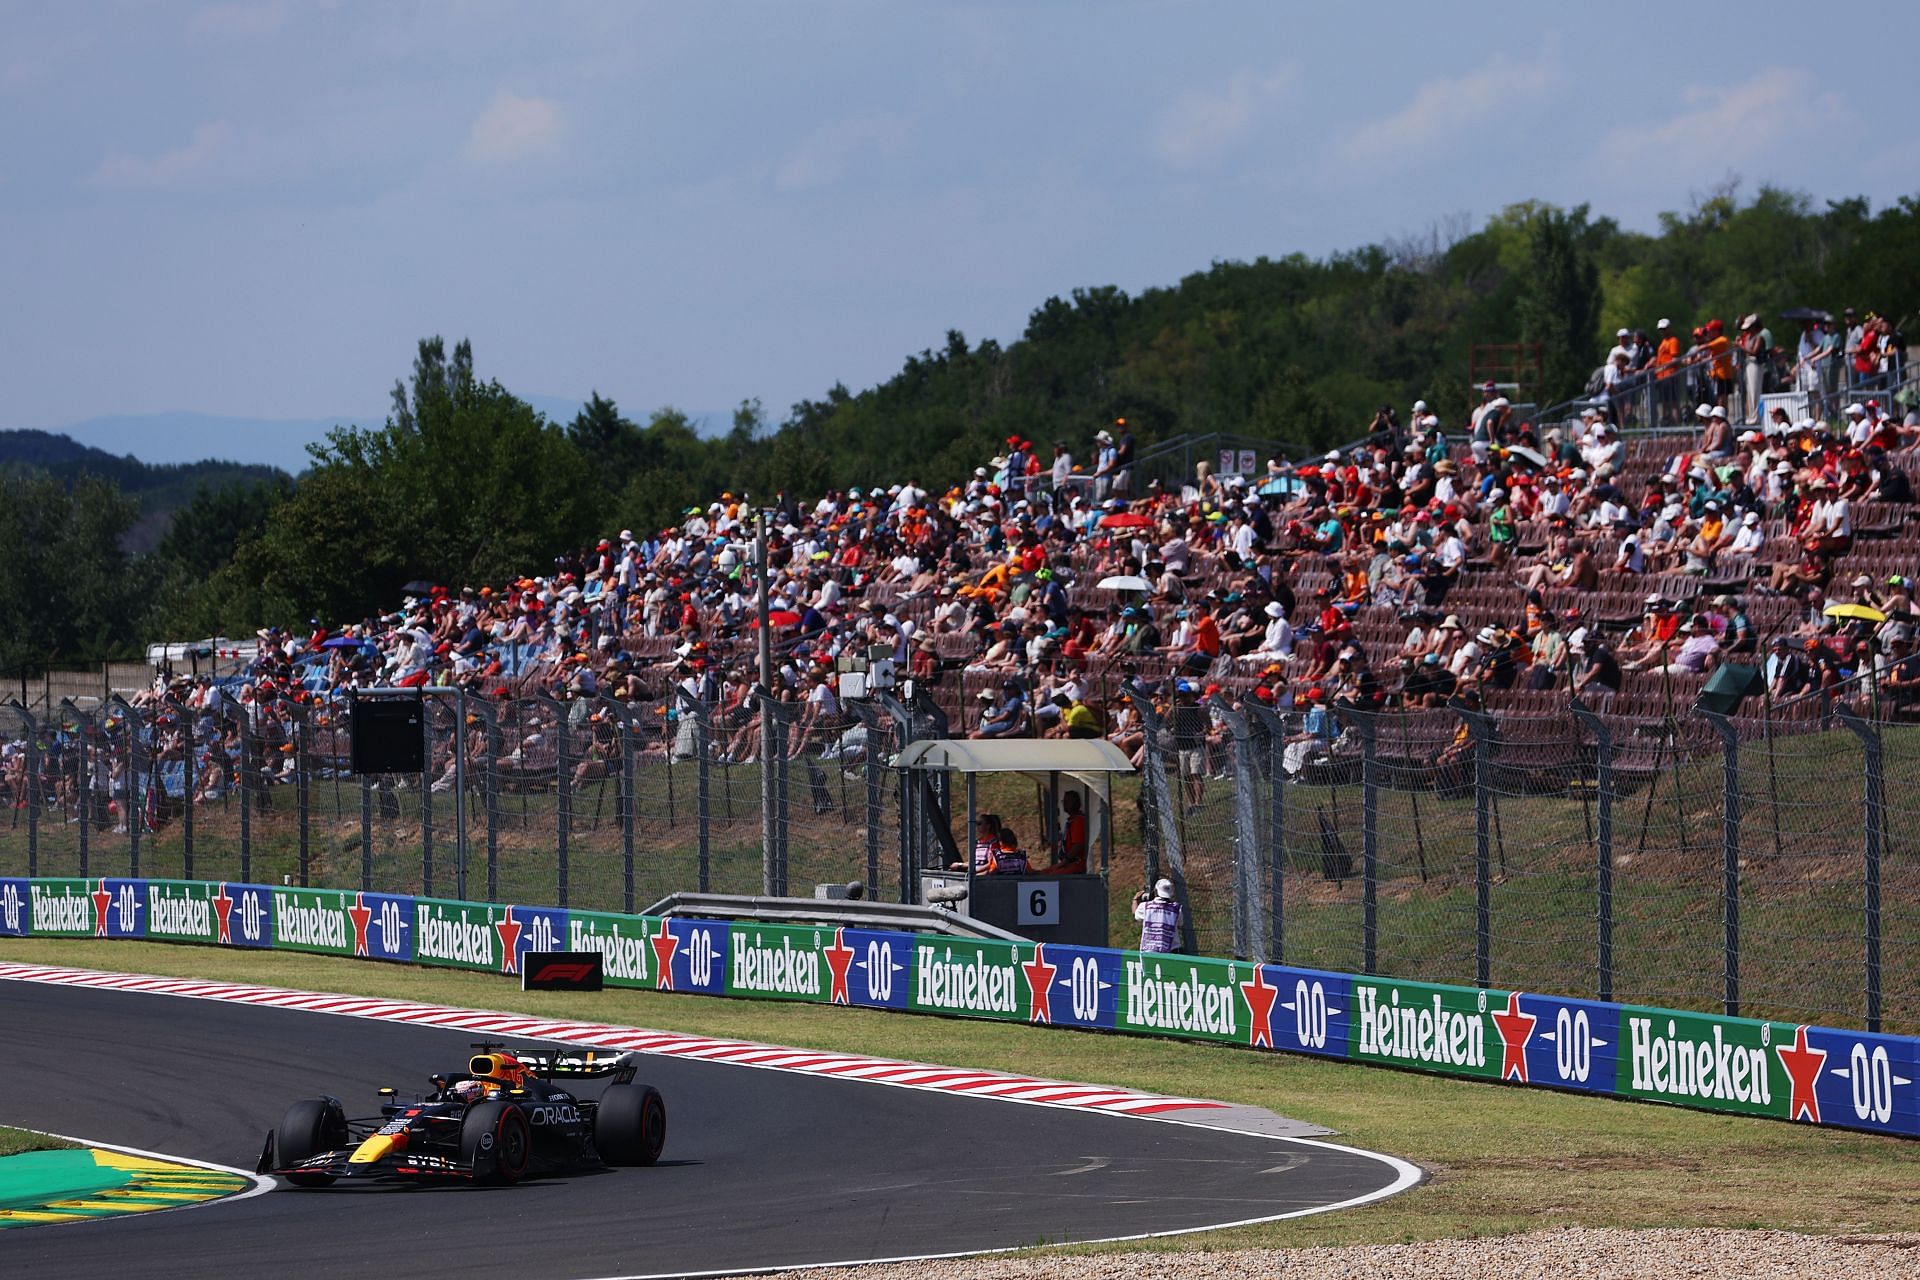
left=31, top=402, right=730, bottom=474
left=0, top=428, right=290, bottom=552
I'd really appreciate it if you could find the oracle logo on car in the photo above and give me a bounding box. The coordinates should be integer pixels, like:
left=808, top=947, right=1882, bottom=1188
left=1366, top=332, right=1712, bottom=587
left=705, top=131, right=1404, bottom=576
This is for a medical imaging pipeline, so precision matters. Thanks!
left=521, top=951, right=604, bottom=992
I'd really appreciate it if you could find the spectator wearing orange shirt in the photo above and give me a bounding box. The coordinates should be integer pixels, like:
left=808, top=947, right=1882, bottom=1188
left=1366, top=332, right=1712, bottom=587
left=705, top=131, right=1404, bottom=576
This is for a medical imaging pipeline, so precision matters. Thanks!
left=1653, top=318, right=1682, bottom=423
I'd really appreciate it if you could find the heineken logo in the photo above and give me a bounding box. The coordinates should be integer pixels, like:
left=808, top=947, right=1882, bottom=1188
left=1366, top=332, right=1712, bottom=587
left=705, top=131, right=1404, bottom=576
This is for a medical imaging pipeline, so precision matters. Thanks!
left=569, top=919, right=650, bottom=982
left=1628, top=1016, right=1772, bottom=1106
left=31, top=885, right=90, bottom=934
left=417, top=908, right=496, bottom=967
left=148, top=888, right=211, bottom=939
left=1125, top=959, right=1238, bottom=1037
left=0, top=882, right=23, bottom=934
left=732, top=932, right=821, bottom=996
left=276, top=893, right=349, bottom=949
left=916, top=943, right=1019, bottom=1014
left=1357, top=984, right=1486, bottom=1068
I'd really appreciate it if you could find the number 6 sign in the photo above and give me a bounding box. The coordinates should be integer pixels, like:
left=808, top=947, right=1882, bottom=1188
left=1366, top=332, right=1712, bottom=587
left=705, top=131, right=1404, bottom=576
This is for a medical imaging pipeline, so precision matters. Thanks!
left=1016, top=881, right=1059, bottom=926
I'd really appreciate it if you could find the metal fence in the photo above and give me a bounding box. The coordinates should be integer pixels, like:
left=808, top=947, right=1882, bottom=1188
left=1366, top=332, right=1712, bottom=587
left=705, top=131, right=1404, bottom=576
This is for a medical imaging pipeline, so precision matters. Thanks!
left=0, top=689, right=903, bottom=917
left=1093, top=682, right=1913, bottom=1036
left=2, top=681, right=1912, bottom=1035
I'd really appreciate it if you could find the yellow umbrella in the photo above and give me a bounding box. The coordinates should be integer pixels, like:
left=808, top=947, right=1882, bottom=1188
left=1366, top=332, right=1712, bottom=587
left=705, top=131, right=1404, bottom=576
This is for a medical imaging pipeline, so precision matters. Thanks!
left=1823, top=602, right=1887, bottom=622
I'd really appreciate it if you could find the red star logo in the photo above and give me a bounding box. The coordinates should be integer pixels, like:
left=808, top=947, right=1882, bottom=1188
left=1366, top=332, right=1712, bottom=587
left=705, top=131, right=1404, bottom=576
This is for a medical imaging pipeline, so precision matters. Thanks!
left=91, top=879, right=112, bottom=937
left=1022, top=944, right=1058, bottom=1024
left=495, top=906, right=522, bottom=974
left=1491, top=992, right=1537, bottom=1083
left=1239, top=965, right=1279, bottom=1048
left=213, top=884, right=234, bottom=945
left=650, top=918, right=679, bottom=990
left=1775, top=1025, right=1827, bottom=1123
left=347, top=892, right=373, bottom=957
left=823, top=928, right=856, bottom=1004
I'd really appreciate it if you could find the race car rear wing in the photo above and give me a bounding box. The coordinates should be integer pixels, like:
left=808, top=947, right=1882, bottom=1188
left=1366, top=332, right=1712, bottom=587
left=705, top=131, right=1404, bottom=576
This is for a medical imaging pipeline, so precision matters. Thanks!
left=517, top=1050, right=639, bottom=1085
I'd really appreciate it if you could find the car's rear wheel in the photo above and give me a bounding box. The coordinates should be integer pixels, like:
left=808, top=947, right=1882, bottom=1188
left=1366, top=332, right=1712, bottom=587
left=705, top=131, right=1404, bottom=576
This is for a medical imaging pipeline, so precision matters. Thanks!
left=594, top=1084, right=666, bottom=1166
left=276, top=1098, right=346, bottom=1187
left=460, top=1100, right=531, bottom=1184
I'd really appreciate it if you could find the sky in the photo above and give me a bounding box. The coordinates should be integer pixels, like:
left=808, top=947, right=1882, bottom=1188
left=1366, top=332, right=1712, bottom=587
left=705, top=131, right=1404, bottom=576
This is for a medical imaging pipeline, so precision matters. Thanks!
left=5, top=0, right=1917, bottom=467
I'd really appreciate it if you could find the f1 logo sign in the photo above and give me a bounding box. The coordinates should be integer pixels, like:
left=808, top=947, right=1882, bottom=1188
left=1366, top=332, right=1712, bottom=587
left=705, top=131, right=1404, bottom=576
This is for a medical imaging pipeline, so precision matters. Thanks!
left=521, top=951, right=605, bottom=992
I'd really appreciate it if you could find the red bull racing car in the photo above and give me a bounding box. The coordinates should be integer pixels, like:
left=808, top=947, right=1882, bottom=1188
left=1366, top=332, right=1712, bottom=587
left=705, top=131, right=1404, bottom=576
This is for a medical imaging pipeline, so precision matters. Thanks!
left=257, top=1043, right=666, bottom=1186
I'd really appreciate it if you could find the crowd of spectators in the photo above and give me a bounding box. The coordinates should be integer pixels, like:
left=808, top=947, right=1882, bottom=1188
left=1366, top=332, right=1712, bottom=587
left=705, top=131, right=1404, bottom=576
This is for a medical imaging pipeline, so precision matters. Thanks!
left=1587, top=308, right=1907, bottom=429
left=8, top=310, right=1920, bottom=832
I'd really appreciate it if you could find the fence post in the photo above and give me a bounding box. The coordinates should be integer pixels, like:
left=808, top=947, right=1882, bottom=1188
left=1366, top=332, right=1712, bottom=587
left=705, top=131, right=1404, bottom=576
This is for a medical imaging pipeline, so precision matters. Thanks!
left=219, top=693, right=251, bottom=884
left=848, top=700, right=886, bottom=902
left=168, top=696, right=193, bottom=879
left=292, top=702, right=311, bottom=888
left=1126, top=688, right=1197, bottom=954
left=1699, top=709, right=1741, bottom=1018
left=1349, top=711, right=1380, bottom=976
left=464, top=696, right=503, bottom=902
left=536, top=693, right=571, bottom=908
left=673, top=688, right=710, bottom=897
left=109, top=696, right=143, bottom=877
left=419, top=699, right=436, bottom=898
left=59, top=700, right=92, bottom=878
left=872, top=690, right=922, bottom=905
left=1568, top=696, right=1616, bottom=1004
left=1835, top=705, right=1884, bottom=1033
left=1245, top=701, right=1288, bottom=964
left=6, top=702, right=39, bottom=877
left=1209, top=696, right=1260, bottom=960
left=1453, top=698, right=1498, bottom=989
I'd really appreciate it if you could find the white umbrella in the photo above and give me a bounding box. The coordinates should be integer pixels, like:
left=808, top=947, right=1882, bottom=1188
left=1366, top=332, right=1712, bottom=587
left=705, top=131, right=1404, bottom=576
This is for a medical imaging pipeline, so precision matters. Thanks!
left=1505, top=445, right=1549, bottom=467
left=1096, top=574, right=1152, bottom=592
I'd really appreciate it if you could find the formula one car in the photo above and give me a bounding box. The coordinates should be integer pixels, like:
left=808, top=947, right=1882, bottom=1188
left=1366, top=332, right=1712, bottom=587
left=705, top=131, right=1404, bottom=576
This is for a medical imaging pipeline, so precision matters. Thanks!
left=256, top=1043, right=666, bottom=1186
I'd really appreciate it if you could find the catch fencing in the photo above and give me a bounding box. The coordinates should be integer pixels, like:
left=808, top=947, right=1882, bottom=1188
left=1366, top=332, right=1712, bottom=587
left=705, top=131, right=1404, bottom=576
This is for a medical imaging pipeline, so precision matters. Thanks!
left=1, top=680, right=1912, bottom=1035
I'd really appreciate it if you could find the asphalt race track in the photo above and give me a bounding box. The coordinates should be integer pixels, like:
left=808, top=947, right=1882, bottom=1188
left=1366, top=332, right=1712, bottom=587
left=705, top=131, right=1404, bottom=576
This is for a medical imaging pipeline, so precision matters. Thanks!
left=0, top=980, right=1412, bottom=1279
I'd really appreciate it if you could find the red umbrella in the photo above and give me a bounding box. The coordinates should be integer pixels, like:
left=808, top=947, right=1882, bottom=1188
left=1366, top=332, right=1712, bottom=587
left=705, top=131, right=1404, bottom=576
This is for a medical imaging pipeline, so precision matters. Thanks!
left=751, top=610, right=803, bottom=628
left=1098, top=512, right=1154, bottom=529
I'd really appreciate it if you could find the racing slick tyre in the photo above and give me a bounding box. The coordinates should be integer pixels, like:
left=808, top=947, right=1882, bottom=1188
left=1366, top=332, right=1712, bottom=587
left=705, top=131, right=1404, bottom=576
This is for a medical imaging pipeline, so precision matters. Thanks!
left=461, top=1099, right=531, bottom=1184
left=277, top=1098, right=347, bottom=1187
left=594, top=1083, right=666, bottom=1166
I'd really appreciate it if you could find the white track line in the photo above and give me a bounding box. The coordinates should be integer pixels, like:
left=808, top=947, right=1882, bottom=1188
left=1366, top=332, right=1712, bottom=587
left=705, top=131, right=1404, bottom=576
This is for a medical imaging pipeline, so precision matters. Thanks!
left=0, top=959, right=1423, bottom=1269
left=5, top=1127, right=275, bottom=1226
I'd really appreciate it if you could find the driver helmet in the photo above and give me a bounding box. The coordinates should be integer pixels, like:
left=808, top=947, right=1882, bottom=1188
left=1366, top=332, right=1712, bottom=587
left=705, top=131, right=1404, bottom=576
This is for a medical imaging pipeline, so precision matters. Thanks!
left=450, top=1079, right=488, bottom=1105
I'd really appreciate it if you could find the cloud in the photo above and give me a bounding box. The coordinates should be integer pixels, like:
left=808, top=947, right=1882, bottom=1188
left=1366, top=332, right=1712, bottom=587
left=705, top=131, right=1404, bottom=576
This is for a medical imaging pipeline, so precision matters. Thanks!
left=1151, top=66, right=1297, bottom=167
left=464, top=93, right=563, bottom=165
left=775, top=114, right=912, bottom=191
left=1343, top=53, right=1555, bottom=166
left=90, top=121, right=234, bottom=188
left=190, top=3, right=290, bottom=37
left=1594, top=69, right=1845, bottom=177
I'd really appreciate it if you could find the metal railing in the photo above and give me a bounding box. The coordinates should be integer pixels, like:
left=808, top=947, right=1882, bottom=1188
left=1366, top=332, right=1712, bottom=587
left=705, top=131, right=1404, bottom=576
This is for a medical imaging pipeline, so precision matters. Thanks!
left=3, top=671, right=1913, bottom=1036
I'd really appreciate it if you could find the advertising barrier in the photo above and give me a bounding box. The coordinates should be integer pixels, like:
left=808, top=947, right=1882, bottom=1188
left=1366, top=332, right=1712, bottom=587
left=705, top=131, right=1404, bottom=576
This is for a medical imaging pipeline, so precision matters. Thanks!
left=3, top=878, right=1914, bottom=1139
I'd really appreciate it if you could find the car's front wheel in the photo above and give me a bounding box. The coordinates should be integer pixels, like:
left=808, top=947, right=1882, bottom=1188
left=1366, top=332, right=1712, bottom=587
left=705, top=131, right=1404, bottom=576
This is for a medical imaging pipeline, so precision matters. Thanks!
left=460, top=1100, right=531, bottom=1184
left=594, top=1084, right=666, bottom=1166
left=275, top=1098, right=346, bottom=1187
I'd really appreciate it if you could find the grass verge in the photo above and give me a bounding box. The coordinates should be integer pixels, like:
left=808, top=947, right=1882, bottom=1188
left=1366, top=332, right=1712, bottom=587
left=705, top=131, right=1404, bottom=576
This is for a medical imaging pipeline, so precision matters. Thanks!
left=0, top=1128, right=76, bottom=1158
left=2, top=936, right=1914, bottom=1249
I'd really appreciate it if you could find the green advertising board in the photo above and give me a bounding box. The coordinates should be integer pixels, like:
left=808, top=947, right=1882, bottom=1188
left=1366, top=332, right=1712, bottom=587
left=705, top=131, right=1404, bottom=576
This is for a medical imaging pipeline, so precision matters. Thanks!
left=1119, top=952, right=1246, bottom=1043
left=272, top=887, right=355, bottom=955
left=909, top=936, right=1026, bottom=1020
left=1617, top=1005, right=1787, bottom=1117
left=413, top=897, right=505, bottom=972
left=28, top=879, right=94, bottom=937
left=144, top=880, right=216, bottom=944
left=1349, top=975, right=1502, bottom=1079
left=725, top=923, right=831, bottom=1002
left=567, top=910, right=656, bottom=988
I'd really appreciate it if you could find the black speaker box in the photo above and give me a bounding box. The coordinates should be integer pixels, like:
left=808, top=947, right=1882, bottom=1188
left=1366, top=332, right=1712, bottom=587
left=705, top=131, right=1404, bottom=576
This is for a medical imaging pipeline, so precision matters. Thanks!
left=350, top=694, right=426, bottom=774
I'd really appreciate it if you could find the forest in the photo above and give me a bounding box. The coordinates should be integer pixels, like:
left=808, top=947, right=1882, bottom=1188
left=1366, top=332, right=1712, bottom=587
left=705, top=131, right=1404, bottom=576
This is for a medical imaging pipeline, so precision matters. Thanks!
left=4, top=183, right=1917, bottom=670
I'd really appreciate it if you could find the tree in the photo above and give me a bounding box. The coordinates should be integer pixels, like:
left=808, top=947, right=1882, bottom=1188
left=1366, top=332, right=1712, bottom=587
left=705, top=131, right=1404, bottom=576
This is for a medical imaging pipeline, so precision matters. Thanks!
left=0, top=470, right=148, bottom=668
left=1515, top=206, right=1602, bottom=402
